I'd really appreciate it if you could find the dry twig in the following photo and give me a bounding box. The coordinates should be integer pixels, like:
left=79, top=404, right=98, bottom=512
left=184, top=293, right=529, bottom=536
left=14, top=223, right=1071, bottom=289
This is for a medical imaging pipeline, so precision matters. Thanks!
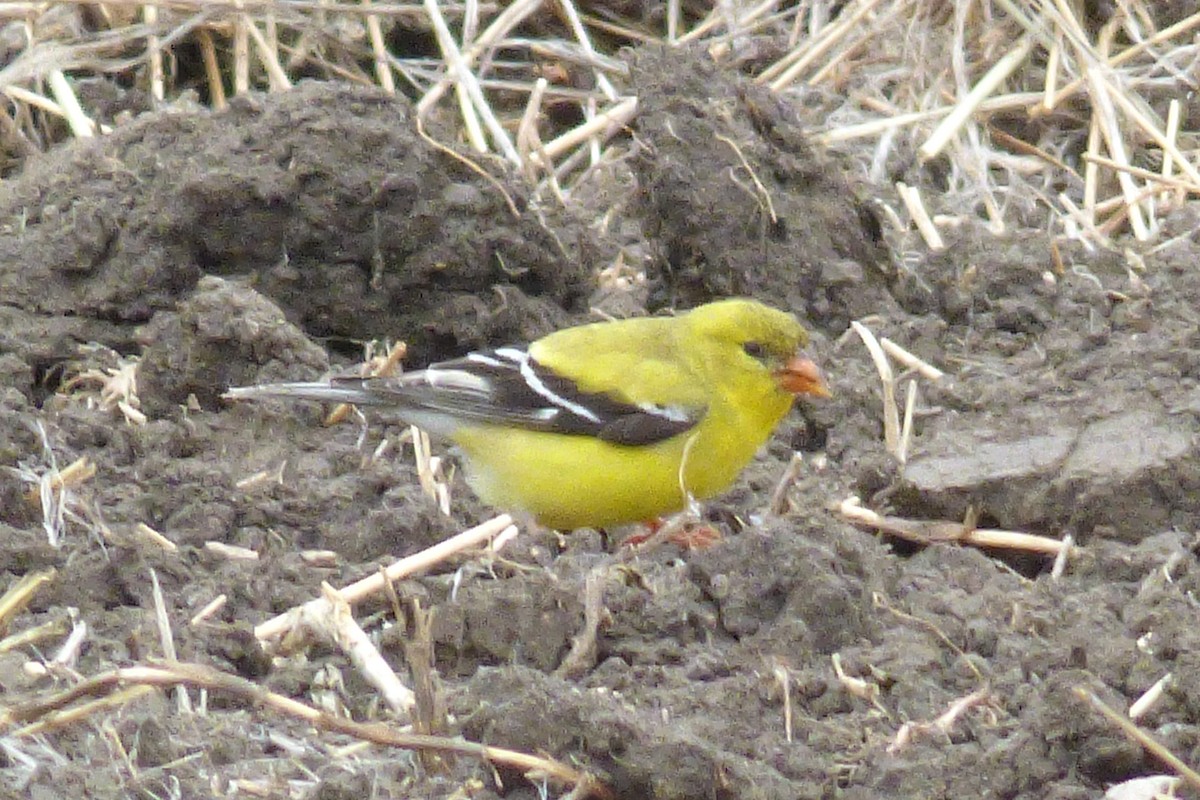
left=1075, top=686, right=1200, bottom=793
left=0, top=661, right=613, bottom=798
left=255, top=514, right=515, bottom=644
left=838, top=497, right=1071, bottom=557
left=0, top=570, right=56, bottom=637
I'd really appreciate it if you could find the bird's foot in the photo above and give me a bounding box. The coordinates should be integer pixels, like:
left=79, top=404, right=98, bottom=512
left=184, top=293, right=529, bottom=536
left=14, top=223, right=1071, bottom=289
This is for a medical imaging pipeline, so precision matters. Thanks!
left=621, top=515, right=722, bottom=551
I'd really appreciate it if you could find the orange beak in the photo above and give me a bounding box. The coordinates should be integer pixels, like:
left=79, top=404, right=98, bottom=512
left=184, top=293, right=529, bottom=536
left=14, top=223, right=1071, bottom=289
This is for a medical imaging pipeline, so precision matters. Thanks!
left=774, top=356, right=832, bottom=398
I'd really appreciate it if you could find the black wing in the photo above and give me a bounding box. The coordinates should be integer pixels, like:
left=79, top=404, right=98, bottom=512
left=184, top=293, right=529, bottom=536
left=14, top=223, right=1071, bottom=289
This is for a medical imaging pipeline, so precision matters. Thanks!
left=334, top=346, right=701, bottom=446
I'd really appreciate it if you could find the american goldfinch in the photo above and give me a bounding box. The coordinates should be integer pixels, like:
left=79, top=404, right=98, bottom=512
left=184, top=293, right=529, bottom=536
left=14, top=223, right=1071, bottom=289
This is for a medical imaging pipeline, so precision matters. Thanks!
left=225, top=298, right=829, bottom=530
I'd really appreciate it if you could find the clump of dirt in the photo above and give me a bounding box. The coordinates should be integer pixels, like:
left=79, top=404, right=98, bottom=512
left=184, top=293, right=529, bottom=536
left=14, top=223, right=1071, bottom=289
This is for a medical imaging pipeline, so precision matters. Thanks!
left=136, top=275, right=332, bottom=412
left=627, top=45, right=893, bottom=329
left=3, top=45, right=1200, bottom=800
left=886, top=224, right=1200, bottom=543
left=0, top=81, right=598, bottom=374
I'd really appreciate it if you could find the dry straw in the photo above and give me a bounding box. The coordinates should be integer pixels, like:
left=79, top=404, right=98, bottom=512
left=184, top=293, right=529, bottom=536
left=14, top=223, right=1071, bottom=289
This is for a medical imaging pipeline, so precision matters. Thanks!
left=4, top=1, right=1190, bottom=249
left=0, top=660, right=612, bottom=797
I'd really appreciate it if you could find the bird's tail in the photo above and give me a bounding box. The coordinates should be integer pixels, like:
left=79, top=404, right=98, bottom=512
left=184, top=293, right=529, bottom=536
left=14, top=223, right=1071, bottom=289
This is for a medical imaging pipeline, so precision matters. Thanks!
left=223, top=380, right=387, bottom=407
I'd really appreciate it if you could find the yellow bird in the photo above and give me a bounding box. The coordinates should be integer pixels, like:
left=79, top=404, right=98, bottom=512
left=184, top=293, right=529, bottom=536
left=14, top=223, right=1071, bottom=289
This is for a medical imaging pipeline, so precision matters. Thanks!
left=225, top=298, right=830, bottom=530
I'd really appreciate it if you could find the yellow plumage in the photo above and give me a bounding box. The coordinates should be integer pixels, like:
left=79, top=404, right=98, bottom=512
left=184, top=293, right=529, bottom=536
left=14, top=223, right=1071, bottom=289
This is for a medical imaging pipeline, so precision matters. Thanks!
left=226, top=298, right=830, bottom=530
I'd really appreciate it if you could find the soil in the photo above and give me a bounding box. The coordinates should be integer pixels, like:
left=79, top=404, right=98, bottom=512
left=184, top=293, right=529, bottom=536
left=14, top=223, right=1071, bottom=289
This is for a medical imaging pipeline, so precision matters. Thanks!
left=3, top=46, right=1200, bottom=800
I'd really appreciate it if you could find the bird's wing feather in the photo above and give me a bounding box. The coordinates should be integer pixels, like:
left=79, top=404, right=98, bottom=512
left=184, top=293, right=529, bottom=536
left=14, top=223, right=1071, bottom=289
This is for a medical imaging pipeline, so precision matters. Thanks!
left=528, top=316, right=712, bottom=409
left=335, top=343, right=704, bottom=446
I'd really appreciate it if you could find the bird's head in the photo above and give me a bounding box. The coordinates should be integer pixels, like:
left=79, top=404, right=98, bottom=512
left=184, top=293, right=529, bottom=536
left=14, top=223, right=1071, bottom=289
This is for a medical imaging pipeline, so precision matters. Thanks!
left=682, top=298, right=831, bottom=399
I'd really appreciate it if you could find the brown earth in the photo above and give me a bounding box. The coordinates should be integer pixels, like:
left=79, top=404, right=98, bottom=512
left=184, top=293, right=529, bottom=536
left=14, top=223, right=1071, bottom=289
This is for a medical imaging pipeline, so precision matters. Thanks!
left=2, top=46, right=1200, bottom=800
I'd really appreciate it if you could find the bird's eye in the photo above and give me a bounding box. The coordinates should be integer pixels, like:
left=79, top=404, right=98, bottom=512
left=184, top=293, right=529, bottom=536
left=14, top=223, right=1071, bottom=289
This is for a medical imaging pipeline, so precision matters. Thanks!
left=743, top=341, right=766, bottom=360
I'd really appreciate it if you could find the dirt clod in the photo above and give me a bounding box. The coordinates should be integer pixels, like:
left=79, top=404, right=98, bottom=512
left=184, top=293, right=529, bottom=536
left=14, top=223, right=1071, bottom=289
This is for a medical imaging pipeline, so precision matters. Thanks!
left=627, top=46, right=892, bottom=327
